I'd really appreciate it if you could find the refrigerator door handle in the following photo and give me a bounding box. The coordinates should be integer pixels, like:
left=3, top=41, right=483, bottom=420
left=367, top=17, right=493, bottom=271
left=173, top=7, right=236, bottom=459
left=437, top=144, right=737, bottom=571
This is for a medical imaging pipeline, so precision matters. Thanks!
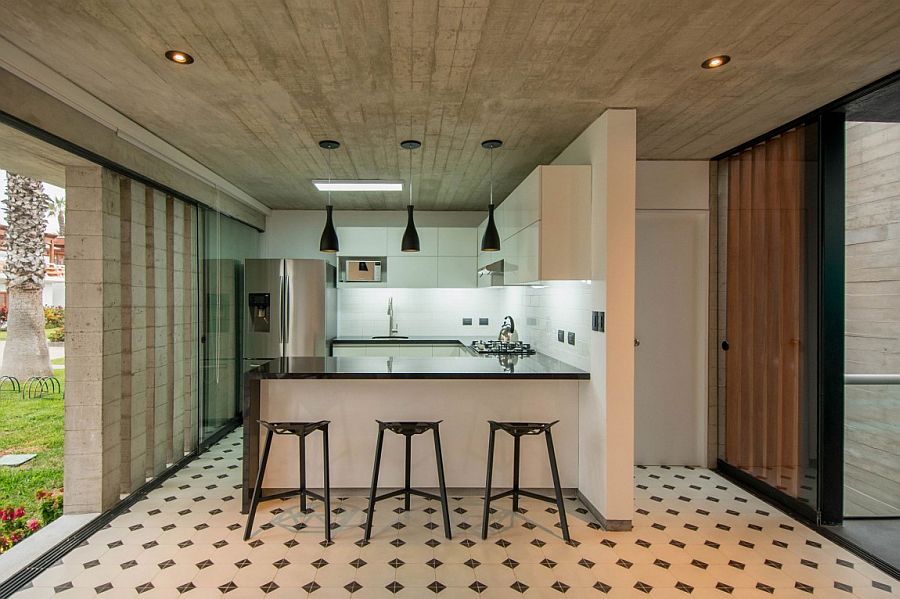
left=283, top=275, right=291, bottom=348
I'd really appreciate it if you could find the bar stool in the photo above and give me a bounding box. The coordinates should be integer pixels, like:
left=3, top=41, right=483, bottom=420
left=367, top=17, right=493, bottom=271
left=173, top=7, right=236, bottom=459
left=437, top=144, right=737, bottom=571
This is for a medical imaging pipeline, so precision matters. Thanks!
left=364, top=421, right=452, bottom=541
left=244, top=420, right=332, bottom=542
left=481, top=420, right=571, bottom=542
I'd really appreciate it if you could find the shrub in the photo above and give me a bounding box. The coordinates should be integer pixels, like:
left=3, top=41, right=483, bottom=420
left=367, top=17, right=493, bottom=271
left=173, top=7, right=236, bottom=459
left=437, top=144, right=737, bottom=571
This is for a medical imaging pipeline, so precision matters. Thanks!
left=47, top=326, right=65, bottom=342
left=0, top=506, right=41, bottom=554
left=36, top=488, right=63, bottom=524
left=0, top=305, right=7, bottom=324
left=44, top=306, right=64, bottom=328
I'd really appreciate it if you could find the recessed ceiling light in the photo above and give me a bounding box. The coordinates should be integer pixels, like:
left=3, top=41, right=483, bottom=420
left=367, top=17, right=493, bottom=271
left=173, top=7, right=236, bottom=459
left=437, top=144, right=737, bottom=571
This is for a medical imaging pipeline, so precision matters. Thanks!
left=313, top=180, right=403, bottom=192
left=701, top=55, right=730, bottom=69
left=165, top=50, right=194, bottom=64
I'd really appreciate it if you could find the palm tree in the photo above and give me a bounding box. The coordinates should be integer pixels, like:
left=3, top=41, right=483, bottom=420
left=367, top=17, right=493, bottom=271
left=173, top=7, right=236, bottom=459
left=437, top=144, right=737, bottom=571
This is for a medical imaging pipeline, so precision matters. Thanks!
left=49, top=195, right=65, bottom=237
left=1, top=173, right=52, bottom=379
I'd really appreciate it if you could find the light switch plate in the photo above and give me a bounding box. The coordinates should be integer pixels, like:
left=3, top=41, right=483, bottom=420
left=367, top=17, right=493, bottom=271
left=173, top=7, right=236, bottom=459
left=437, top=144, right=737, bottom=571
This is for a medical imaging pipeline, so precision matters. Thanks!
left=592, top=311, right=605, bottom=332
left=479, top=317, right=489, bottom=326
left=462, top=318, right=473, bottom=326
left=557, top=329, right=565, bottom=342
left=567, top=331, right=575, bottom=345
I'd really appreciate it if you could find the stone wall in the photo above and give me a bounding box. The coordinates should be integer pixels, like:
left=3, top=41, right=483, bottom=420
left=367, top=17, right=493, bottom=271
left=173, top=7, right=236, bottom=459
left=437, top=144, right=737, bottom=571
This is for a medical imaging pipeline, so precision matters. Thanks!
left=64, top=165, right=198, bottom=513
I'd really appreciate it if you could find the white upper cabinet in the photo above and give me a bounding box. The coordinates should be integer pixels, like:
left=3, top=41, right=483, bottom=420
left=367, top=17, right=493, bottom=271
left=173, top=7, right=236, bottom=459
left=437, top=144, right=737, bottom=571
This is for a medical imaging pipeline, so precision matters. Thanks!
left=437, top=257, right=476, bottom=288
left=387, top=227, right=438, bottom=256
left=387, top=256, right=439, bottom=288
left=438, top=228, right=477, bottom=257
left=336, top=227, right=388, bottom=256
left=479, top=164, right=591, bottom=285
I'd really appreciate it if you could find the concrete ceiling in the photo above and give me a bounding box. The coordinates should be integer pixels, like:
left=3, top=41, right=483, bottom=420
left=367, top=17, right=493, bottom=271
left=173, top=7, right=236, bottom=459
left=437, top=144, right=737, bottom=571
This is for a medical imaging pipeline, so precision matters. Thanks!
left=1, top=1, right=899, bottom=210
left=0, top=123, right=92, bottom=188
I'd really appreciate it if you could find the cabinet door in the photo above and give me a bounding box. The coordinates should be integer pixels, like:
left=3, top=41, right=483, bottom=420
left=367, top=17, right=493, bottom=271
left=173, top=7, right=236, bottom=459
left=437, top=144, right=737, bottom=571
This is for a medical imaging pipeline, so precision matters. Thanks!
left=333, top=345, right=367, bottom=357
left=438, top=228, right=477, bottom=257
left=517, top=222, right=540, bottom=284
left=398, top=345, right=433, bottom=357
left=437, top=257, right=476, bottom=288
left=387, top=227, right=437, bottom=256
left=387, top=256, right=438, bottom=288
left=500, top=231, right=519, bottom=285
left=337, top=227, right=388, bottom=256
left=366, top=344, right=400, bottom=357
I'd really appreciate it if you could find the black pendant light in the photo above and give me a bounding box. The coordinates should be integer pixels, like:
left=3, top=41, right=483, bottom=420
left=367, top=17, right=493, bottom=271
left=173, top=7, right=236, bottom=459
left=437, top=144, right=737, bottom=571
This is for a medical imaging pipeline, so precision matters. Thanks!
left=480, top=139, right=502, bottom=252
left=318, top=140, right=340, bottom=253
left=400, top=139, right=422, bottom=252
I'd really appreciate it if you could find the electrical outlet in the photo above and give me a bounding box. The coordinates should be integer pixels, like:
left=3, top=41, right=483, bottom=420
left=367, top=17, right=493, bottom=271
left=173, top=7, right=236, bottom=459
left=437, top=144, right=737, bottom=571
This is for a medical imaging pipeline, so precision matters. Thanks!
left=479, top=317, right=489, bottom=326
left=557, top=329, right=565, bottom=342
left=462, top=318, right=473, bottom=326
left=592, top=311, right=605, bottom=332
left=567, top=331, right=575, bottom=345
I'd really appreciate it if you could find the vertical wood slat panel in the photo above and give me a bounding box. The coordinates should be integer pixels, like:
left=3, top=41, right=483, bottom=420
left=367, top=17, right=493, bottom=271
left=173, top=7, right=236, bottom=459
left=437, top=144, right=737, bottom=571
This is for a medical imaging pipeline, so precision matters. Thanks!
left=725, top=157, right=742, bottom=465
left=723, top=126, right=806, bottom=495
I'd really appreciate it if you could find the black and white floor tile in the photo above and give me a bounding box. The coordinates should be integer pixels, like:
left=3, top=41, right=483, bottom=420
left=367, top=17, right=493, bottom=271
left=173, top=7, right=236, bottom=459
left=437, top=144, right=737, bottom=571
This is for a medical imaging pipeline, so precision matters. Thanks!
left=13, top=429, right=897, bottom=598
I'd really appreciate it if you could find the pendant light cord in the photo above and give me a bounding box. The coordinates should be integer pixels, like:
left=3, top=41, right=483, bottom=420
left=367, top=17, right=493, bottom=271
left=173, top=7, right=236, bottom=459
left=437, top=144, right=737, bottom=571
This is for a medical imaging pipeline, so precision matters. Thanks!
left=489, top=146, right=494, bottom=206
left=408, top=146, right=413, bottom=207
left=326, top=147, right=333, bottom=207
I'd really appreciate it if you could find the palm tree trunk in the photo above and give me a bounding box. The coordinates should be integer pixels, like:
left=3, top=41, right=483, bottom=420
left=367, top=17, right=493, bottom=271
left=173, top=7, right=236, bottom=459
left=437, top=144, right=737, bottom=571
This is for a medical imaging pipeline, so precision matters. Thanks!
left=1, top=285, right=52, bottom=378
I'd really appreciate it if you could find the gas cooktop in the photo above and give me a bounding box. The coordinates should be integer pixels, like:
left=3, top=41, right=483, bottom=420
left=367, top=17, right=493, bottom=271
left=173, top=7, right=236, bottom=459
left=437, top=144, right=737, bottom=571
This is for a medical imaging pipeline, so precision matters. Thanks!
left=470, top=340, right=536, bottom=355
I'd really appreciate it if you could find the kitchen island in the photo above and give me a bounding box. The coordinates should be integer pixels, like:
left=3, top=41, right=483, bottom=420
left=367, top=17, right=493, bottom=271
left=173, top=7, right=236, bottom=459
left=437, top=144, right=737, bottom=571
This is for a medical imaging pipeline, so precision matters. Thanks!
left=242, top=351, right=588, bottom=512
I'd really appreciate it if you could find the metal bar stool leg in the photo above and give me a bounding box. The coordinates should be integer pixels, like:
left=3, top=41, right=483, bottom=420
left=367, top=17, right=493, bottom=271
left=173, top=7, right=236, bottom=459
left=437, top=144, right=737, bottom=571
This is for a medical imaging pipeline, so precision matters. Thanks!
left=404, top=434, right=412, bottom=512
left=481, top=426, right=496, bottom=540
left=322, top=425, right=332, bottom=543
left=544, top=428, right=571, bottom=543
left=299, top=433, right=307, bottom=512
left=244, top=429, right=274, bottom=541
left=432, top=426, right=452, bottom=540
left=364, top=426, right=386, bottom=541
left=512, top=435, right=521, bottom=513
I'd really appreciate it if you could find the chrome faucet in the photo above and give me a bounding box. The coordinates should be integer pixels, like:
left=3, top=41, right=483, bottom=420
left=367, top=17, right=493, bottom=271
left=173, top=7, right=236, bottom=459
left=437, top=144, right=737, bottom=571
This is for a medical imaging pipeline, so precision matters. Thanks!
left=387, top=297, right=399, bottom=336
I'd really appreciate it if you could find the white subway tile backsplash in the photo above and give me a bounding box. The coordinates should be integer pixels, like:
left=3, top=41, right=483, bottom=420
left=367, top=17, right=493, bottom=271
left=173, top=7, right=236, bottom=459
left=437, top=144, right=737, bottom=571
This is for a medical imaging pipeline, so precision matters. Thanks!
left=336, top=282, right=592, bottom=370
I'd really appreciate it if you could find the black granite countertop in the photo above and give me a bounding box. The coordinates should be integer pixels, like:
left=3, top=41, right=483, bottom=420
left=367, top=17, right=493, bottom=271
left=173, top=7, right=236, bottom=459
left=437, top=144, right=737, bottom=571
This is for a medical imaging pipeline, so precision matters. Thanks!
left=245, top=353, right=589, bottom=380
left=332, top=336, right=481, bottom=345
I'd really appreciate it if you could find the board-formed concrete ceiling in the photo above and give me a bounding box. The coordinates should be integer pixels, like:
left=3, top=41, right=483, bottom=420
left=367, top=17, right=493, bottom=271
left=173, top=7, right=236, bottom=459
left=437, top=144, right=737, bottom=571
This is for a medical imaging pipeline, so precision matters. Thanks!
left=1, top=1, right=900, bottom=210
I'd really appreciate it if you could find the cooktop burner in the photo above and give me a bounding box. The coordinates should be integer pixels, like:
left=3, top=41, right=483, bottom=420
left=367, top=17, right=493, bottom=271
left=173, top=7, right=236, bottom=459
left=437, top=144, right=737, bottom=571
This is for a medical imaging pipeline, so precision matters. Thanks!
left=470, top=340, right=535, bottom=355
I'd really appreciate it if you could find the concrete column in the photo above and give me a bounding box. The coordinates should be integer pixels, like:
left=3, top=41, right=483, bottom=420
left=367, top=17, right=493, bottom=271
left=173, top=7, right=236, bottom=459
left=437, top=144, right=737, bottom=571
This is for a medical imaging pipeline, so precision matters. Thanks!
left=64, top=165, right=122, bottom=514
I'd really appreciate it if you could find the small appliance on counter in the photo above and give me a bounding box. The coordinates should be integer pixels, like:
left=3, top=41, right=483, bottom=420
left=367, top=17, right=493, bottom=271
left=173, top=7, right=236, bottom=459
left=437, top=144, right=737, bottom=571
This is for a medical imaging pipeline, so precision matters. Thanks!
left=470, top=340, right=535, bottom=355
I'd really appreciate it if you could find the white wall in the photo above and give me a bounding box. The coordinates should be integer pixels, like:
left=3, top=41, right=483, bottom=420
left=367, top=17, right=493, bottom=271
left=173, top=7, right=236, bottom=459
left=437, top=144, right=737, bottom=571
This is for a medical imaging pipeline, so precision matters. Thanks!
left=552, top=109, right=636, bottom=525
left=336, top=282, right=592, bottom=371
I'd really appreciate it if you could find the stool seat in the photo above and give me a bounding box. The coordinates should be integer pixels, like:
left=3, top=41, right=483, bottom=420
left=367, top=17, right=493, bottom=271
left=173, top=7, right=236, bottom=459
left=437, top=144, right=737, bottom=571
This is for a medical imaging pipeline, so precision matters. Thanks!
left=261, top=420, right=329, bottom=436
left=482, top=420, right=571, bottom=542
left=490, top=421, right=558, bottom=436
left=244, top=419, right=332, bottom=542
left=365, top=420, right=452, bottom=541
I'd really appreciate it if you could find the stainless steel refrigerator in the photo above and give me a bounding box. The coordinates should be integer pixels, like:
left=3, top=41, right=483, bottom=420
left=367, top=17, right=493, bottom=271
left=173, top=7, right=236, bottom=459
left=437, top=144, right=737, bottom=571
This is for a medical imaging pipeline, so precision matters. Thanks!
left=243, top=259, right=336, bottom=361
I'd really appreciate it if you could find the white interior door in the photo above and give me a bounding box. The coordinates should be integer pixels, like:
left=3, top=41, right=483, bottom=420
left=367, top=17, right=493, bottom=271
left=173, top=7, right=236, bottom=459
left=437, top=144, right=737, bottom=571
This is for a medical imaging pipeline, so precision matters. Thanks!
left=635, top=210, right=708, bottom=465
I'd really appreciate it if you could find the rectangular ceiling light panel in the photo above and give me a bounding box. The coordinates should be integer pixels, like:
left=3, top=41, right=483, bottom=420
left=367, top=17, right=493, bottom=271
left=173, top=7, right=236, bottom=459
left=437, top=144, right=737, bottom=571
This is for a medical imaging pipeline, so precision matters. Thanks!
left=313, top=180, right=404, bottom=191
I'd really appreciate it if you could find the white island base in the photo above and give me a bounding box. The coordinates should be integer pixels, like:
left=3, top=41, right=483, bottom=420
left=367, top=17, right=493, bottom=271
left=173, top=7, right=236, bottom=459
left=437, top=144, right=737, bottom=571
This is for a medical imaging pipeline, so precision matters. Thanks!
left=255, top=378, right=580, bottom=493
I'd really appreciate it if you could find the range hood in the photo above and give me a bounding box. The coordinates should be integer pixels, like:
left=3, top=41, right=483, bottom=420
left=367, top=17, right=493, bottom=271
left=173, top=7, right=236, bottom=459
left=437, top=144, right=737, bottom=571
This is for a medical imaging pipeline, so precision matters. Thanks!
left=477, top=259, right=504, bottom=287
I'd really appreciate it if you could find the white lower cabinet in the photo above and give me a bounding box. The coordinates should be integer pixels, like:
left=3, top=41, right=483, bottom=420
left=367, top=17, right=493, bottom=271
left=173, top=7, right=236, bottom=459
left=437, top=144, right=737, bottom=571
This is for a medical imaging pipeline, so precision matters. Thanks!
left=334, top=343, right=464, bottom=357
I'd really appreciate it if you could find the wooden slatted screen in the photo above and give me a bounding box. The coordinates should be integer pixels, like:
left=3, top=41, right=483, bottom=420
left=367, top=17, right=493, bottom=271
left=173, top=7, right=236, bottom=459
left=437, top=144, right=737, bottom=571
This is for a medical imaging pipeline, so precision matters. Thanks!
left=724, top=127, right=806, bottom=497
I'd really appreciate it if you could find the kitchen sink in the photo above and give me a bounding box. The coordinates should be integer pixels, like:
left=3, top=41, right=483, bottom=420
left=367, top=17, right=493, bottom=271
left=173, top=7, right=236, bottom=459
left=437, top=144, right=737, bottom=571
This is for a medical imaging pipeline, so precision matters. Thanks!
left=371, top=335, right=409, bottom=339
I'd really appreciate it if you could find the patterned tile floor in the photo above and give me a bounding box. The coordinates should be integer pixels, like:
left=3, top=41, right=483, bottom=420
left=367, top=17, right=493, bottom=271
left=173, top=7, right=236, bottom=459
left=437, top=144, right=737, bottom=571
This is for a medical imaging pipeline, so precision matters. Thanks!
left=13, top=429, right=897, bottom=598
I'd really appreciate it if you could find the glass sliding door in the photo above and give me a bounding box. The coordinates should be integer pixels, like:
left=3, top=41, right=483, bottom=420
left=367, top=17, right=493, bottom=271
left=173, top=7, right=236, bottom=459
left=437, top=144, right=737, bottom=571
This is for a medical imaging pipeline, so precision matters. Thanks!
left=843, top=101, right=900, bottom=518
left=717, top=124, right=821, bottom=515
left=199, top=207, right=260, bottom=443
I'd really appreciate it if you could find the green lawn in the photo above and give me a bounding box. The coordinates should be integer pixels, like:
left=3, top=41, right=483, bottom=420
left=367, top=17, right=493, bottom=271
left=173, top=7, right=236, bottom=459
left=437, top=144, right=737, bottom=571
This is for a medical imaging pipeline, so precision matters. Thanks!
left=0, top=369, right=64, bottom=518
left=0, top=328, right=62, bottom=342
